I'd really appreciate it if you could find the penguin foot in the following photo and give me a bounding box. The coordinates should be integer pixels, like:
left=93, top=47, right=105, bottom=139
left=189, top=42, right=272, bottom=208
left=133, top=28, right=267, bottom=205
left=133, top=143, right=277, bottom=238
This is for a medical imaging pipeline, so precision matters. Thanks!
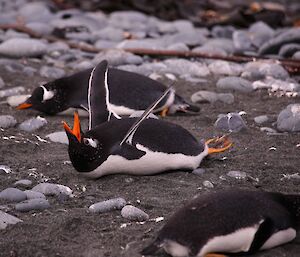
left=160, top=107, right=169, bottom=117
left=205, top=254, right=228, bottom=257
left=206, top=135, right=232, bottom=155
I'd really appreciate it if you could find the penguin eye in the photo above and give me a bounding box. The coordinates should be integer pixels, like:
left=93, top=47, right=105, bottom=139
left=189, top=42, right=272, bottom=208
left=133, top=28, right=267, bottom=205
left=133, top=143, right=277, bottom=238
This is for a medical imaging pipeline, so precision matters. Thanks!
left=83, top=138, right=98, bottom=148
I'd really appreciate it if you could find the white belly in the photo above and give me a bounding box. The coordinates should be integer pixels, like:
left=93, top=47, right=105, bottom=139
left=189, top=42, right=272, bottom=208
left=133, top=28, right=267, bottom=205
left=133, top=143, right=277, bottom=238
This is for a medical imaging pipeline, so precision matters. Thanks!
left=83, top=143, right=208, bottom=178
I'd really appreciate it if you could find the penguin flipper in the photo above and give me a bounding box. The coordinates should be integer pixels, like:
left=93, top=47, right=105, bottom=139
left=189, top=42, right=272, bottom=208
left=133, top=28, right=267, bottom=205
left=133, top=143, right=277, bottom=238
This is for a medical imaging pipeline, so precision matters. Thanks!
left=248, top=218, right=274, bottom=253
left=120, top=86, right=174, bottom=146
left=117, top=143, right=146, bottom=160
left=88, top=60, right=121, bottom=129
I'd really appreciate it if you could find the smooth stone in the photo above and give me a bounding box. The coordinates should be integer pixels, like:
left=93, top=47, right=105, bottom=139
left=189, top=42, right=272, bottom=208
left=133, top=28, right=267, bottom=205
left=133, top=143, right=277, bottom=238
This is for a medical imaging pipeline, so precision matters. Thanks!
left=259, top=28, right=300, bottom=55
left=65, top=32, right=96, bottom=43
left=18, top=116, right=47, bottom=132
left=15, top=198, right=50, bottom=212
left=94, top=39, right=118, bottom=49
left=216, top=77, right=254, bottom=93
left=254, top=115, right=269, bottom=124
left=277, top=104, right=300, bottom=132
left=227, top=170, right=247, bottom=179
left=0, top=115, right=17, bottom=128
left=4, top=29, right=30, bottom=40
left=242, top=61, right=289, bottom=80
left=24, top=190, right=46, bottom=200
left=252, top=78, right=300, bottom=93
left=293, top=51, right=300, bottom=60
left=89, top=198, right=127, bottom=213
left=192, top=45, right=227, bottom=56
left=7, top=94, right=30, bottom=107
left=233, top=30, right=253, bottom=52
left=0, top=210, right=22, bottom=229
left=166, top=43, right=189, bottom=51
left=14, top=179, right=32, bottom=187
left=202, top=39, right=235, bottom=54
left=217, top=93, right=235, bottom=104
left=260, top=127, right=277, bottom=134
left=47, top=42, right=70, bottom=54
left=211, top=25, right=235, bottom=39
left=191, top=91, right=218, bottom=103
left=129, top=111, right=158, bottom=119
left=0, top=38, right=48, bottom=58
left=0, top=77, right=4, bottom=88
left=93, top=27, right=124, bottom=42
left=18, top=2, right=53, bottom=23
left=278, top=43, right=300, bottom=58
left=192, top=168, right=206, bottom=175
left=163, top=59, right=210, bottom=77
left=0, top=165, right=12, bottom=174
left=208, top=61, right=243, bottom=76
left=32, top=183, right=72, bottom=196
left=203, top=180, right=214, bottom=188
left=165, top=31, right=207, bottom=46
left=26, top=22, right=53, bottom=35
left=215, top=113, right=247, bottom=132
left=23, top=66, right=37, bottom=76
left=46, top=131, right=68, bottom=145
left=249, top=21, right=274, bottom=48
left=0, top=86, right=25, bottom=98
left=39, top=66, right=65, bottom=79
left=0, top=188, right=27, bottom=203
left=117, top=38, right=165, bottom=50
left=93, top=49, right=143, bottom=66
left=121, top=205, right=149, bottom=222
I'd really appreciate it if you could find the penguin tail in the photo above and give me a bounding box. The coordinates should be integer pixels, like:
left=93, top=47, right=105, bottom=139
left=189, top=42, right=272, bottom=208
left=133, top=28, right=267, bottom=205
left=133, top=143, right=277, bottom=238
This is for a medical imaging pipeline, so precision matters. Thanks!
left=141, top=239, right=161, bottom=256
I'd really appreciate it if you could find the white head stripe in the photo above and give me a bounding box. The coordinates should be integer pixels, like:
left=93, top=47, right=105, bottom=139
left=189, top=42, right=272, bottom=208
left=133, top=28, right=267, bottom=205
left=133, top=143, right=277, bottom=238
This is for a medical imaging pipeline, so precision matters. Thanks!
left=40, top=86, right=55, bottom=102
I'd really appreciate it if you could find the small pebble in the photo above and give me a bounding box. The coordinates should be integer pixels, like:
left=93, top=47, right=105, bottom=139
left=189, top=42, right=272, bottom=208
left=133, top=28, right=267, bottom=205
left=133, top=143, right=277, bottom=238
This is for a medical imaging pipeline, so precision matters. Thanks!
left=14, top=179, right=32, bottom=188
left=24, top=190, right=46, bottom=200
left=15, top=198, right=50, bottom=212
left=227, top=170, right=247, bottom=179
left=216, top=77, right=254, bottom=93
left=32, top=183, right=73, bottom=196
left=254, top=115, right=269, bottom=124
left=208, top=61, right=243, bottom=76
left=0, top=87, right=25, bottom=98
left=18, top=116, right=47, bottom=132
left=0, top=115, right=17, bottom=128
left=46, top=131, right=69, bottom=144
left=260, top=127, right=278, bottom=134
left=121, top=205, right=149, bottom=222
left=215, top=113, right=247, bottom=132
left=192, top=168, right=206, bottom=176
left=0, top=210, right=22, bottom=229
left=0, top=165, right=12, bottom=174
left=0, top=188, right=27, bottom=203
left=203, top=180, right=214, bottom=188
left=89, top=198, right=127, bottom=213
left=7, top=95, right=31, bottom=107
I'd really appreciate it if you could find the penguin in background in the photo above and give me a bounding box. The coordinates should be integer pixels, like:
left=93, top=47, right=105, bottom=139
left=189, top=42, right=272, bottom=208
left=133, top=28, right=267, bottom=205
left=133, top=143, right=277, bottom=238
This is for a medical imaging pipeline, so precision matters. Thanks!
left=62, top=60, right=232, bottom=178
left=17, top=62, right=199, bottom=117
left=142, top=189, right=300, bottom=257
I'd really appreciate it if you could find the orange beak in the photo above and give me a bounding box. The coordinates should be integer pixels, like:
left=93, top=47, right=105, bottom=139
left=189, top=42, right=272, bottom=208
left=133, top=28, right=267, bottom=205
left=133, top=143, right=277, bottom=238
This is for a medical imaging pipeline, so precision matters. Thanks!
left=63, top=111, right=82, bottom=142
left=17, top=102, right=33, bottom=110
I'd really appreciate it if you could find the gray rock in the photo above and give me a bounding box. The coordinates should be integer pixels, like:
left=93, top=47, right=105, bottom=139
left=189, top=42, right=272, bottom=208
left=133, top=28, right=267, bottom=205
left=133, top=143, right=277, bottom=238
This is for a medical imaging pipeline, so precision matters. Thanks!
left=4, top=29, right=30, bottom=40
left=0, top=188, right=27, bottom=203
left=94, top=40, right=118, bottom=49
left=15, top=198, right=50, bottom=212
left=260, top=127, right=278, bottom=134
left=215, top=113, right=247, bottom=132
left=93, top=27, right=124, bottom=42
left=249, top=22, right=274, bottom=48
left=191, top=91, right=218, bottom=103
left=23, top=66, right=37, bottom=76
left=293, top=51, right=300, bottom=60
left=47, top=42, right=70, bottom=54
left=165, top=31, right=207, bottom=46
left=202, top=39, right=235, bottom=54
left=0, top=77, right=4, bottom=88
left=233, top=30, right=253, bottom=52
left=0, top=38, right=48, bottom=58
left=192, top=45, right=227, bottom=56
left=252, top=78, right=300, bottom=93
left=24, top=190, right=46, bottom=200
left=89, top=198, right=127, bottom=213
left=7, top=95, right=30, bottom=107
left=46, top=131, right=68, bottom=145
left=18, top=2, right=53, bottom=23
left=277, top=104, right=300, bottom=132
left=254, top=115, right=269, bottom=124
left=259, top=28, right=300, bottom=55
left=211, top=25, right=235, bottom=39
left=26, top=22, right=53, bottom=35
left=203, top=180, right=214, bottom=188
left=18, top=116, right=47, bottom=132
left=208, top=61, right=243, bottom=76
left=117, top=38, right=165, bottom=50
left=14, top=179, right=32, bottom=187
left=166, top=43, right=189, bottom=51
left=217, top=93, right=235, bottom=104
left=39, top=66, right=65, bottom=79
left=278, top=44, right=300, bottom=58
left=242, top=61, right=289, bottom=80
left=227, top=170, right=247, bottom=179
left=121, top=205, right=149, bottom=222
left=0, top=165, right=12, bottom=174
left=0, top=115, right=17, bottom=128
left=216, top=77, right=254, bottom=93
left=32, top=183, right=72, bottom=196
left=0, top=210, right=22, bottom=229
left=192, top=168, right=206, bottom=175
left=0, top=86, right=25, bottom=98
left=93, top=49, right=143, bottom=66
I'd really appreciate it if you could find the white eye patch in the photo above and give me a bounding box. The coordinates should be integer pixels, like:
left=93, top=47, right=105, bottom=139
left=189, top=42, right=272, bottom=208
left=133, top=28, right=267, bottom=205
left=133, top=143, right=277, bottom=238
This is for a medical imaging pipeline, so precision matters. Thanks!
left=40, top=86, right=55, bottom=102
left=83, top=138, right=98, bottom=148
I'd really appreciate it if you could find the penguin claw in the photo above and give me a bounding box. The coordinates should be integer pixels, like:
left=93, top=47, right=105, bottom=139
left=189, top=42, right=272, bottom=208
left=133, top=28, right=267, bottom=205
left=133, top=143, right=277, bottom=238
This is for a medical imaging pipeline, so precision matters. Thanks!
left=206, top=135, right=233, bottom=155
left=160, top=107, right=169, bottom=117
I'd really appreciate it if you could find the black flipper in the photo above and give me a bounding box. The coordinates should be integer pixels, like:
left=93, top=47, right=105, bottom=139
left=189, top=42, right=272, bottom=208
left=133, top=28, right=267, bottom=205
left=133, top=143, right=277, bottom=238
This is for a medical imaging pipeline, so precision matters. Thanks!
left=88, top=60, right=120, bottom=129
left=141, top=239, right=161, bottom=256
left=120, top=86, right=174, bottom=146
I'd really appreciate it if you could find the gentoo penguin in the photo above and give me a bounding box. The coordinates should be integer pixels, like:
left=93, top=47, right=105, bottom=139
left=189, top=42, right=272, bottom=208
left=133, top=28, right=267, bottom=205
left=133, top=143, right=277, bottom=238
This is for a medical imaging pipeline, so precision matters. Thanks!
left=142, top=189, right=300, bottom=257
left=17, top=60, right=199, bottom=116
left=62, top=60, right=231, bottom=178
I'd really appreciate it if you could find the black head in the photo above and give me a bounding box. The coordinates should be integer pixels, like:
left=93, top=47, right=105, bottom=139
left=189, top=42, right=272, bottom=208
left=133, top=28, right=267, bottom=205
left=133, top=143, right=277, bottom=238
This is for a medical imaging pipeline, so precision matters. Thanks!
left=17, top=81, right=68, bottom=115
left=63, top=111, right=104, bottom=173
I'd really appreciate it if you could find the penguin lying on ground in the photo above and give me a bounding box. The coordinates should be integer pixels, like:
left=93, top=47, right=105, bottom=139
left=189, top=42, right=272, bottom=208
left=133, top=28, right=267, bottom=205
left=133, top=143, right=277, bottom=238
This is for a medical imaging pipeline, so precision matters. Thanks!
left=17, top=61, right=199, bottom=117
left=142, top=189, right=300, bottom=257
left=62, top=60, right=232, bottom=178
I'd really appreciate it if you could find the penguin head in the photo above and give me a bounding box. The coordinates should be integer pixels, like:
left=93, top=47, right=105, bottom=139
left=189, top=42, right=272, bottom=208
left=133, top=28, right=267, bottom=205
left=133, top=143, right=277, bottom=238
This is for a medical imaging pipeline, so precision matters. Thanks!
left=63, top=111, right=102, bottom=172
left=17, top=82, right=67, bottom=115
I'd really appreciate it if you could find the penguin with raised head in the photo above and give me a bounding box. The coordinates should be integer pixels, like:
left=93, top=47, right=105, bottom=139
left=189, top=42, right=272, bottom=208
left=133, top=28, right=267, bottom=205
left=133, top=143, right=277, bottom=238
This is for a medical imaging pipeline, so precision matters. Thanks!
left=142, top=189, right=300, bottom=257
left=62, top=60, right=231, bottom=178
left=17, top=61, right=199, bottom=116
